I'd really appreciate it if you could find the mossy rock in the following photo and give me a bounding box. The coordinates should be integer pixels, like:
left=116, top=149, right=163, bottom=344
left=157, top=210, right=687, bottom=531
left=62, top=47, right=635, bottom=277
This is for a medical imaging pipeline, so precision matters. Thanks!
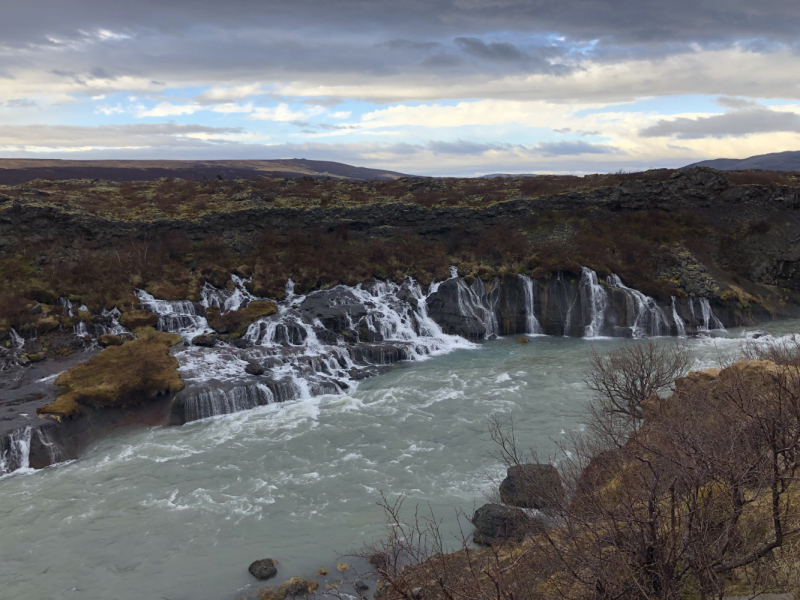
left=36, top=316, right=60, bottom=334
left=119, top=309, right=158, bottom=330
left=260, top=577, right=319, bottom=600
left=144, top=280, right=191, bottom=301
left=98, top=334, right=123, bottom=347
left=37, top=329, right=184, bottom=419
left=516, top=337, right=530, bottom=344
left=206, top=301, right=277, bottom=335
left=23, top=352, right=46, bottom=363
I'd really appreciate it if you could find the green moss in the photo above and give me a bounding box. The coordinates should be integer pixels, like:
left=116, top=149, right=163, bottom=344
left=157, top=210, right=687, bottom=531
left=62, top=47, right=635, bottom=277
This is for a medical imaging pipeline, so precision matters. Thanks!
left=37, top=329, right=184, bottom=419
left=206, top=301, right=277, bottom=335
left=119, top=309, right=158, bottom=330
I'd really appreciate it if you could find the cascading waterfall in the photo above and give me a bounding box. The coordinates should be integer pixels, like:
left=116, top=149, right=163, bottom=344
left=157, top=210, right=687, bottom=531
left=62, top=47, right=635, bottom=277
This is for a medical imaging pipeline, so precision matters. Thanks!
left=580, top=267, right=609, bottom=338
left=0, top=427, right=32, bottom=476
left=698, top=298, right=725, bottom=331
left=607, top=274, right=671, bottom=337
left=10, top=328, right=24, bottom=349
left=554, top=273, right=576, bottom=337
left=671, top=297, right=687, bottom=337
left=689, top=297, right=725, bottom=333
left=519, top=274, right=543, bottom=334
left=200, top=275, right=255, bottom=312
left=184, top=384, right=276, bottom=422
left=173, top=278, right=474, bottom=422
left=135, top=290, right=208, bottom=337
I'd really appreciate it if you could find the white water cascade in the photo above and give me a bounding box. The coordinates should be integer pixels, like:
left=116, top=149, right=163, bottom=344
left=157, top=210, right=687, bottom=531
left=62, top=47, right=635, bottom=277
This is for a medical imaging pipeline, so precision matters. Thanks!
left=608, top=274, right=671, bottom=337
left=0, top=427, right=32, bottom=476
left=200, top=275, right=256, bottom=313
left=689, top=297, right=725, bottom=333
left=168, top=278, right=474, bottom=422
left=580, top=267, right=609, bottom=338
left=9, top=328, right=24, bottom=349
left=135, top=290, right=208, bottom=339
left=671, top=297, right=687, bottom=337
left=519, top=274, right=543, bottom=334
left=184, top=384, right=276, bottom=422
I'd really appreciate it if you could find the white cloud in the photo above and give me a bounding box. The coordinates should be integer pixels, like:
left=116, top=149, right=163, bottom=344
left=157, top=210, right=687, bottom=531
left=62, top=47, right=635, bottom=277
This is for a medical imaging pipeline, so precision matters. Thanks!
left=95, top=103, right=125, bottom=115
left=137, top=101, right=202, bottom=117
left=211, top=102, right=254, bottom=114
left=246, top=103, right=325, bottom=122
left=196, top=84, right=264, bottom=102
left=331, top=111, right=351, bottom=119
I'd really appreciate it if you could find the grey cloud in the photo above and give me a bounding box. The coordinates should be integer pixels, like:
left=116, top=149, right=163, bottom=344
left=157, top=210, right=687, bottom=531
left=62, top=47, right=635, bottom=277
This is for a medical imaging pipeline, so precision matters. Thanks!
left=0, top=123, right=245, bottom=148
left=716, top=96, right=761, bottom=110
left=455, top=37, right=528, bottom=62
left=2, top=98, right=38, bottom=108
left=640, top=106, right=800, bottom=139
left=89, top=67, right=115, bottom=80
left=3, top=0, right=799, bottom=50
left=535, top=140, right=617, bottom=156
left=427, top=140, right=506, bottom=154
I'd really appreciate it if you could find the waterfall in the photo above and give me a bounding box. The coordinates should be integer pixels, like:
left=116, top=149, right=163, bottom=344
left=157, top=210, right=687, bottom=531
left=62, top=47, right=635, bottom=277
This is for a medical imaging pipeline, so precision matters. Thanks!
left=58, top=297, right=76, bottom=317
left=519, top=275, right=543, bottom=334
left=184, top=384, right=275, bottom=422
left=200, top=275, right=255, bottom=313
left=97, top=308, right=128, bottom=336
left=74, top=321, right=88, bottom=337
left=178, top=278, right=473, bottom=422
left=695, top=297, right=725, bottom=332
left=135, top=290, right=208, bottom=337
left=607, top=274, right=670, bottom=337
left=471, top=278, right=500, bottom=338
left=0, top=427, right=32, bottom=476
left=35, top=427, right=65, bottom=465
left=580, top=267, right=609, bottom=338
left=10, top=329, right=24, bottom=349
left=671, top=297, right=687, bottom=337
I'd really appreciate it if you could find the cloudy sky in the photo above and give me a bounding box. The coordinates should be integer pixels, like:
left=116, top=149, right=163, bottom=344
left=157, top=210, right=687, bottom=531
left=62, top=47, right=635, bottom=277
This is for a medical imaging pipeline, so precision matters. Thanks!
left=1, top=0, right=799, bottom=175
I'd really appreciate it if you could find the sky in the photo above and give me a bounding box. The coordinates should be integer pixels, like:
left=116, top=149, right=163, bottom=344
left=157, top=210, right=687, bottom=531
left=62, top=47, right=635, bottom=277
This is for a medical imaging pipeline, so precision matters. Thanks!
left=1, top=0, right=799, bottom=176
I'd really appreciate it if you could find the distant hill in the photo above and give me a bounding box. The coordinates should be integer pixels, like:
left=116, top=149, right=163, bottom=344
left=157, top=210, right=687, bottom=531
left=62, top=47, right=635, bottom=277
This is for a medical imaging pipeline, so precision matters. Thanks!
left=0, top=159, right=408, bottom=185
left=479, top=173, right=538, bottom=178
left=685, top=151, right=800, bottom=171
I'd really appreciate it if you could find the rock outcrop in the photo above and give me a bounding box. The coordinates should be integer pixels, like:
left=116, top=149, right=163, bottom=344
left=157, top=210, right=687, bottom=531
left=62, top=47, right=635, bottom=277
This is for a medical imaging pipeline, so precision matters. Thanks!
left=499, top=464, right=564, bottom=510
left=471, top=503, right=542, bottom=546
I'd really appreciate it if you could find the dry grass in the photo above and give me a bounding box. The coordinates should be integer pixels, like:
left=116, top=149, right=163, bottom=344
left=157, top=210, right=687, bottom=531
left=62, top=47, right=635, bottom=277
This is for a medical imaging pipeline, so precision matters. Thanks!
left=37, top=329, right=183, bottom=419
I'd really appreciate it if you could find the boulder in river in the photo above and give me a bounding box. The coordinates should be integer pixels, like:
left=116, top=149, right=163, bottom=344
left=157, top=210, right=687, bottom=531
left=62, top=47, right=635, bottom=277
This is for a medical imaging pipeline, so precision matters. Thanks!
left=248, top=557, right=278, bottom=580
left=499, top=463, right=564, bottom=510
left=471, top=503, right=541, bottom=546
left=191, top=333, right=218, bottom=347
left=260, top=577, right=319, bottom=600
left=245, top=359, right=266, bottom=376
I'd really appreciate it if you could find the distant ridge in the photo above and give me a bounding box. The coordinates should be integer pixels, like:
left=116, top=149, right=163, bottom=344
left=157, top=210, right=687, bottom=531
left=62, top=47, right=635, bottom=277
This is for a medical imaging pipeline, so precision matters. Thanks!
left=685, top=150, right=800, bottom=171
left=0, top=159, right=409, bottom=185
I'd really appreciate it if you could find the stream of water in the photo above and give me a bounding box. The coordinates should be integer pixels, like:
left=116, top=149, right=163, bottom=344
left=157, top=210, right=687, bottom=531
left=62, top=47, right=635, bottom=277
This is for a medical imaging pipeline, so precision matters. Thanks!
left=1, top=322, right=799, bottom=600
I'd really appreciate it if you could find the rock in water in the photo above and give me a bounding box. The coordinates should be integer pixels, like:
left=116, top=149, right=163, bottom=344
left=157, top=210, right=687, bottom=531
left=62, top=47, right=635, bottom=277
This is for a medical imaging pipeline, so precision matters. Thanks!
left=191, top=333, right=218, bottom=347
left=245, top=359, right=265, bottom=376
left=248, top=558, right=278, bottom=580
left=499, top=464, right=564, bottom=510
left=472, top=503, right=535, bottom=545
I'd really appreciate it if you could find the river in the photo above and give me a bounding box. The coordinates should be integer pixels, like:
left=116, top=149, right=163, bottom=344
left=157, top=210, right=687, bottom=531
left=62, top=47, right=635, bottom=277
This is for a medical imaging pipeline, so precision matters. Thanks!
left=1, top=322, right=797, bottom=600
